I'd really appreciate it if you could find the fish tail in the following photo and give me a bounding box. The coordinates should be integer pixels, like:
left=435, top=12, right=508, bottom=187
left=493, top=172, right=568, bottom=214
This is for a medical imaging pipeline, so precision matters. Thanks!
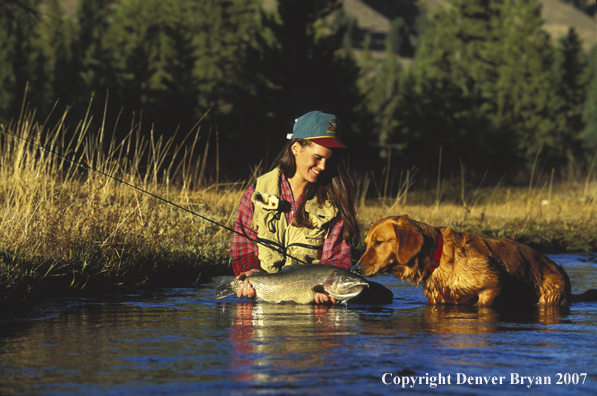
left=214, top=276, right=240, bottom=299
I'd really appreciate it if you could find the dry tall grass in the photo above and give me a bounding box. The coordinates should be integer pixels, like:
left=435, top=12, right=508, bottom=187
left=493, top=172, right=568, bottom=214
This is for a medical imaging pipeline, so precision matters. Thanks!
left=0, top=105, right=244, bottom=311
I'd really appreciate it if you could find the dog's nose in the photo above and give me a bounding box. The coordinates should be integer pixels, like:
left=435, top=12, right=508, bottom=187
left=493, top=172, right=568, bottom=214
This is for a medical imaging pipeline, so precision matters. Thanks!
left=353, top=264, right=363, bottom=275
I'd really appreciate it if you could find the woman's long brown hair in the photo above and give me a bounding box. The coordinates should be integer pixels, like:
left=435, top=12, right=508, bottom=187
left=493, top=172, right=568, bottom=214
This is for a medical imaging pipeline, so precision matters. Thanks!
left=272, top=139, right=360, bottom=248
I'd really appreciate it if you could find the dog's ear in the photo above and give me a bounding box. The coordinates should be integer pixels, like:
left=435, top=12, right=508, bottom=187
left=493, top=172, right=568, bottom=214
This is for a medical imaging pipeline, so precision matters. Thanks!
left=394, top=225, right=424, bottom=265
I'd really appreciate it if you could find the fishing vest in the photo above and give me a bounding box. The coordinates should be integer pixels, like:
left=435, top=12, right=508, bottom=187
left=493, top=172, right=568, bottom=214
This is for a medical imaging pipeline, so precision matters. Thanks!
left=251, top=168, right=338, bottom=273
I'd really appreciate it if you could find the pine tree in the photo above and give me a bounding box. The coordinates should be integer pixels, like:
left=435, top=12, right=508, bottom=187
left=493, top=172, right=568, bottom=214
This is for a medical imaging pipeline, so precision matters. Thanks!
left=0, top=6, right=15, bottom=121
left=386, top=17, right=413, bottom=57
left=104, top=0, right=261, bottom=139
left=35, top=0, right=71, bottom=113
left=104, top=0, right=199, bottom=135
left=331, top=7, right=358, bottom=51
left=398, top=0, right=507, bottom=175
left=68, top=0, right=117, bottom=124
left=580, top=45, right=597, bottom=154
left=495, top=0, right=559, bottom=165
left=552, top=27, right=589, bottom=160
left=363, top=44, right=403, bottom=148
left=76, top=0, right=115, bottom=90
left=415, top=0, right=501, bottom=102
left=0, top=0, right=42, bottom=121
left=157, top=1, right=200, bottom=127
left=190, top=0, right=261, bottom=115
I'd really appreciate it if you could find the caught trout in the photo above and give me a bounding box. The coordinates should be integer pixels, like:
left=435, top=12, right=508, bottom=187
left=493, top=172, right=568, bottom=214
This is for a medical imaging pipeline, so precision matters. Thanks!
left=215, top=265, right=369, bottom=304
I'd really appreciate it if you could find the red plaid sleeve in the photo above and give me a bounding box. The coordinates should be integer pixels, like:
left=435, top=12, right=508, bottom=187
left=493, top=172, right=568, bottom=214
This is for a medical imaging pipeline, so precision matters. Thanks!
left=319, top=217, right=352, bottom=270
left=230, top=186, right=261, bottom=275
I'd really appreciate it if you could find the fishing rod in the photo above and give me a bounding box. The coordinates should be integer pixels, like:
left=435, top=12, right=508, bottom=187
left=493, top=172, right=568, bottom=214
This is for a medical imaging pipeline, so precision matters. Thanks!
left=0, top=123, right=307, bottom=265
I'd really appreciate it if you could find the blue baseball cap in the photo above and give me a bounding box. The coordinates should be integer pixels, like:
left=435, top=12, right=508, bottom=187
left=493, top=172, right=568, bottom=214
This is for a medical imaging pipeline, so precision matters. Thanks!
left=287, top=111, right=347, bottom=149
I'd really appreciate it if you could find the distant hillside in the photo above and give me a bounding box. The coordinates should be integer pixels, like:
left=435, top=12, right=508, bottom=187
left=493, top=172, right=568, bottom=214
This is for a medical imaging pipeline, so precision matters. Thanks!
left=537, top=0, right=596, bottom=52
left=56, top=0, right=78, bottom=14
left=350, top=0, right=596, bottom=52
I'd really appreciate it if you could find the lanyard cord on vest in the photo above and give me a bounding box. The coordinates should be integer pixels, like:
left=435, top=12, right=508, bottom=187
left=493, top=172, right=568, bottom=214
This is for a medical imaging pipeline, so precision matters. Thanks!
left=255, top=236, right=323, bottom=263
left=260, top=208, right=316, bottom=264
left=266, top=211, right=283, bottom=233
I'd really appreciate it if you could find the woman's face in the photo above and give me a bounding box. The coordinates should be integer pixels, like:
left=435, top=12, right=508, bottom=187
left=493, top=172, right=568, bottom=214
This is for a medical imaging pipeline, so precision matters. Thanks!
left=292, top=141, right=333, bottom=185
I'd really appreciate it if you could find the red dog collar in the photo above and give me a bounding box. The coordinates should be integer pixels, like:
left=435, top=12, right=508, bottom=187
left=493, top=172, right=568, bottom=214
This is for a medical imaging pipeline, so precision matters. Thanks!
left=429, top=232, right=444, bottom=273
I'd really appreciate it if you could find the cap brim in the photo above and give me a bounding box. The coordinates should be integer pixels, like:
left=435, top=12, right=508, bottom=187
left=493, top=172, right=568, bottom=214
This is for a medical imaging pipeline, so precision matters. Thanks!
left=308, top=137, right=348, bottom=149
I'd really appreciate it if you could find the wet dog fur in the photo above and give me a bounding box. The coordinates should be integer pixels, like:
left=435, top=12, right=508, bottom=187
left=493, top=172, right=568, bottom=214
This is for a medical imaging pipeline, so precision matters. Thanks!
left=354, top=215, right=572, bottom=307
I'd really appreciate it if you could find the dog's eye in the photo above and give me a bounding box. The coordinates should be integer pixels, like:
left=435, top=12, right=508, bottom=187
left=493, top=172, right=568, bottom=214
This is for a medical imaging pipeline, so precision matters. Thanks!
left=374, top=240, right=383, bottom=247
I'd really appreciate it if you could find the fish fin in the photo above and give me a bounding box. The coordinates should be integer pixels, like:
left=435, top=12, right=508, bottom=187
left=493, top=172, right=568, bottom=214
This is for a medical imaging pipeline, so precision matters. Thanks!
left=280, top=264, right=299, bottom=272
left=312, top=285, right=326, bottom=294
left=214, top=276, right=238, bottom=299
left=212, top=276, right=236, bottom=285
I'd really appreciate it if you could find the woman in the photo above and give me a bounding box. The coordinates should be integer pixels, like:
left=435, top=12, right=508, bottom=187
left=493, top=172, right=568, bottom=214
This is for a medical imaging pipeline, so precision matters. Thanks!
left=229, top=110, right=360, bottom=304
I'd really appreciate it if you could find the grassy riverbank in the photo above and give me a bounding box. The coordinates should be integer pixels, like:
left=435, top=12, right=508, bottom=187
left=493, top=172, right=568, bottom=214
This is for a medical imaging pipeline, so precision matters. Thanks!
left=1, top=114, right=596, bottom=316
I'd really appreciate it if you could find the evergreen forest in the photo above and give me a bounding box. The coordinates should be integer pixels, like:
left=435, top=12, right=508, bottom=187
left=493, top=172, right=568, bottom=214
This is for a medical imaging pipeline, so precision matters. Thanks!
left=1, top=0, right=596, bottom=184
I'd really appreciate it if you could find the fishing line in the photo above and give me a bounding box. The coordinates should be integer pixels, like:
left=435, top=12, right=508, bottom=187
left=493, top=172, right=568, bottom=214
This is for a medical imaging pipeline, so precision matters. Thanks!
left=0, top=124, right=305, bottom=264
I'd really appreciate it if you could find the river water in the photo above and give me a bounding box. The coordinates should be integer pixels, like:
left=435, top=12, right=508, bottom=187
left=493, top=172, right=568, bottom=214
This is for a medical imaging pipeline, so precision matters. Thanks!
left=1, top=254, right=596, bottom=395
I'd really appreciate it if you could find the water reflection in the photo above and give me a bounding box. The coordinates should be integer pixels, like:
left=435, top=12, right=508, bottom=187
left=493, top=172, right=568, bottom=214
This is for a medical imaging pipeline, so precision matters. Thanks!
left=424, top=304, right=571, bottom=332
left=217, top=301, right=361, bottom=384
left=419, top=304, right=573, bottom=352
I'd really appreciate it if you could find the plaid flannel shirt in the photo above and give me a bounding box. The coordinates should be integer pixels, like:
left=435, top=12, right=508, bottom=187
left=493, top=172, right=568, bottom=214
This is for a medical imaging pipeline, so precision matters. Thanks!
left=230, top=172, right=352, bottom=275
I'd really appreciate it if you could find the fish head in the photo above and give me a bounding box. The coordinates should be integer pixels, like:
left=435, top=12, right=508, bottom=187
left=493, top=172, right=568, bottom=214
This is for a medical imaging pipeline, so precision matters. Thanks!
left=322, top=272, right=369, bottom=301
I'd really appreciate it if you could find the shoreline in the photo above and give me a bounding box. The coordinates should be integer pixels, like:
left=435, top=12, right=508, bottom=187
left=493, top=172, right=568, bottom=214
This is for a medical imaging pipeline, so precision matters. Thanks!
left=2, top=229, right=595, bottom=321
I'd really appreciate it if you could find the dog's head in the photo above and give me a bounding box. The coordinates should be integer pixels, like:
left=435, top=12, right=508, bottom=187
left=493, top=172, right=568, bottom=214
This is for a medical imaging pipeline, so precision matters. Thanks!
left=354, top=215, right=432, bottom=282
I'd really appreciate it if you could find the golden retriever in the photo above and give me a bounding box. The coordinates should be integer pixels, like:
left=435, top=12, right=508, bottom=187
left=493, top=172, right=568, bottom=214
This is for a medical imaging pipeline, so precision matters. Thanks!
left=354, top=215, right=571, bottom=306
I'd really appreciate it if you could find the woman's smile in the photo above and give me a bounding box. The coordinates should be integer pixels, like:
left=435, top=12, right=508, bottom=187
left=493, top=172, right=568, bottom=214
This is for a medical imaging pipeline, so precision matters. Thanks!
left=294, top=142, right=332, bottom=184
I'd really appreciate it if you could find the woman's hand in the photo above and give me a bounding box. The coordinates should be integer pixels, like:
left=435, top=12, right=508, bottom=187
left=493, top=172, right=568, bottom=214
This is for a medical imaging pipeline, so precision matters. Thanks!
left=235, top=269, right=261, bottom=299
left=315, top=292, right=337, bottom=304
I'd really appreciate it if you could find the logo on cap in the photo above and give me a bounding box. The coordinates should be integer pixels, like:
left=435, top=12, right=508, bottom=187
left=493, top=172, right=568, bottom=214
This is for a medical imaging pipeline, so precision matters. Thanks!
left=327, top=119, right=339, bottom=136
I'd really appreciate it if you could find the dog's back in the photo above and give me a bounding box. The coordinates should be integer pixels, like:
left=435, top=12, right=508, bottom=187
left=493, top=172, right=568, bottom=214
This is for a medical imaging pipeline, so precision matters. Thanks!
left=446, top=229, right=571, bottom=306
